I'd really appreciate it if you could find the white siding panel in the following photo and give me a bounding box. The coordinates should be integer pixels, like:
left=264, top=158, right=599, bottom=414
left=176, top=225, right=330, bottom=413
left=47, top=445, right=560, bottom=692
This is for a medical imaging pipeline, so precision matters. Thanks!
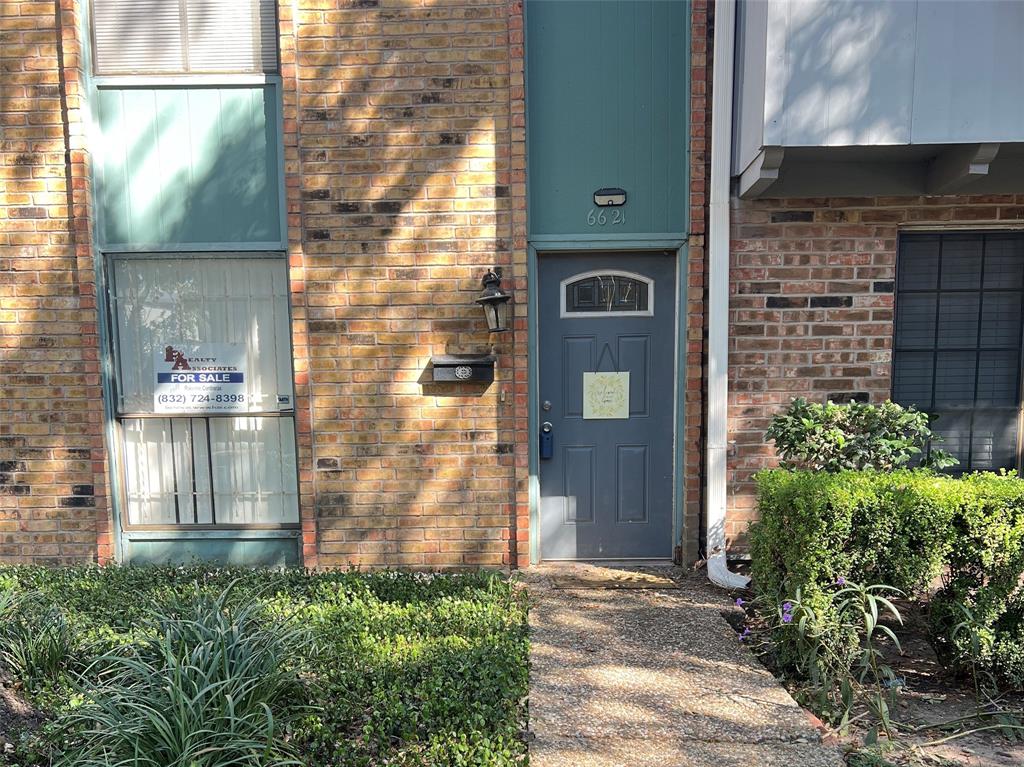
left=742, top=0, right=1024, bottom=151
left=912, top=1, right=1024, bottom=144
left=734, top=0, right=769, bottom=173
left=764, top=0, right=915, bottom=147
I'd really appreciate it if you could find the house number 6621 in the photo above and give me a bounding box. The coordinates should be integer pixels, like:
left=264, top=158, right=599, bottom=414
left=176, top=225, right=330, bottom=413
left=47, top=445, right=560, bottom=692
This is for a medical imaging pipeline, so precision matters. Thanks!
left=586, top=209, right=626, bottom=226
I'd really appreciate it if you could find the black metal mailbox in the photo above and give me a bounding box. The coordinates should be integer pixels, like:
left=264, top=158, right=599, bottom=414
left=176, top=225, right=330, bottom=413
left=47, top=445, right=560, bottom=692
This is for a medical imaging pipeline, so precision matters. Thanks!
left=430, top=354, right=495, bottom=383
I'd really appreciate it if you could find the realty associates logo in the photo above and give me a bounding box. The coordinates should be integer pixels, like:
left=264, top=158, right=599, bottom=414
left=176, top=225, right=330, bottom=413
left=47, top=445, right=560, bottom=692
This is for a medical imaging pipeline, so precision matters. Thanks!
left=158, top=345, right=243, bottom=383
left=164, top=345, right=193, bottom=370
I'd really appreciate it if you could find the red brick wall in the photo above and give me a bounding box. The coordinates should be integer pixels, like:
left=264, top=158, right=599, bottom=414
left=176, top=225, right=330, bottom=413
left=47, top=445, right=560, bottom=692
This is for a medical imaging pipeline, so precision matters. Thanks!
left=287, top=0, right=525, bottom=568
left=0, top=0, right=108, bottom=563
left=682, top=0, right=710, bottom=564
left=725, top=194, right=1024, bottom=546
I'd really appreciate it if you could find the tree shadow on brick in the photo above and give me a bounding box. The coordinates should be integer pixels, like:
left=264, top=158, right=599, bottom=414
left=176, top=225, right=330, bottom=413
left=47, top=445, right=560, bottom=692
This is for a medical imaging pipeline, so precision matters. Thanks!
left=291, top=0, right=522, bottom=568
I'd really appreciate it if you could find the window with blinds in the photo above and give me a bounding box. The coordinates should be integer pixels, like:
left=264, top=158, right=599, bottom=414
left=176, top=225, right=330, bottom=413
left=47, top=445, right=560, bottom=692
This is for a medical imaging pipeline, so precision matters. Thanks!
left=92, top=0, right=279, bottom=75
left=893, top=233, right=1024, bottom=472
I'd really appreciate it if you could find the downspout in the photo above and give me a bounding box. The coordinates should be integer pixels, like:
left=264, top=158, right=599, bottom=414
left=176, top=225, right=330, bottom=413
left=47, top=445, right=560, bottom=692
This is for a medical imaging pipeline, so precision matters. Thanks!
left=706, top=0, right=749, bottom=590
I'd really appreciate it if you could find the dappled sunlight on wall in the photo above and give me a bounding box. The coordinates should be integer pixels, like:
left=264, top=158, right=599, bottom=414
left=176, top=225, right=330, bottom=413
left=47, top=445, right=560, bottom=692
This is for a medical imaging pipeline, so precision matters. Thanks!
left=763, top=0, right=913, bottom=147
left=0, top=0, right=107, bottom=563
left=286, top=0, right=523, bottom=568
left=95, top=86, right=283, bottom=247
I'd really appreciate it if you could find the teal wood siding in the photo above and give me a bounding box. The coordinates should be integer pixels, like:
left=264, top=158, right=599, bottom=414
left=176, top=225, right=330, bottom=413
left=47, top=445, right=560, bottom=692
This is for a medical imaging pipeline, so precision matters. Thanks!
left=123, top=537, right=300, bottom=567
left=96, top=85, right=282, bottom=248
left=526, top=0, right=689, bottom=236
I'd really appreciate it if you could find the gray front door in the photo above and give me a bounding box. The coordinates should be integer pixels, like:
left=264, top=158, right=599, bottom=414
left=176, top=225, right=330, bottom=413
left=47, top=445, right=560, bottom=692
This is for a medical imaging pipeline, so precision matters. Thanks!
left=538, top=252, right=676, bottom=560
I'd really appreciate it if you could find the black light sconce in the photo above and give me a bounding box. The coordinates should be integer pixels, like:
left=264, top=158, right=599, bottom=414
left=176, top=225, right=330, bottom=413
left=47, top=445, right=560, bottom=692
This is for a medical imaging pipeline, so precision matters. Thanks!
left=475, top=268, right=512, bottom=333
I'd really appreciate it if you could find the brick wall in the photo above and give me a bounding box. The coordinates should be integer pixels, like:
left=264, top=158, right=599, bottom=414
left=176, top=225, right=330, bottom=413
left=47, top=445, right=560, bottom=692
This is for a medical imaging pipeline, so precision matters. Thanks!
left=725, top=194, right=1024, bottom=546
left=682, top=0, right=709, bottom=564
left=288, top=0, right=524, bottom=568
left=0, top=0, right=108, bottom=563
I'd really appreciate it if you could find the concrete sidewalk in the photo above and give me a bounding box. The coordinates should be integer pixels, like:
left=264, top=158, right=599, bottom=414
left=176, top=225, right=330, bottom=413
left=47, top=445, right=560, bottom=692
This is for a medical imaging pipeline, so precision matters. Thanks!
left=526, top=566, right=844, bottom=767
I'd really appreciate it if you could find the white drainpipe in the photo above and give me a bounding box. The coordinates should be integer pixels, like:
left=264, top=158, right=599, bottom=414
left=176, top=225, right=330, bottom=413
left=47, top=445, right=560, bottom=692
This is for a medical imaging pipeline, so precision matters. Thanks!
left=706, top=0, right=750, bottom=590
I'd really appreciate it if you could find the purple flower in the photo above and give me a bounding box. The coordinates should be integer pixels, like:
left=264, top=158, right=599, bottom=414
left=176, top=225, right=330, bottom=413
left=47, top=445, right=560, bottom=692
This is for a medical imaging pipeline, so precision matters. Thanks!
left=782, top=613, right=793, bottom=624
left=836, top=576, right=847, bottom=586
left=739, top=628, right=751, bottom=642
left=735, top=598, right=745, bottom=607
left=782, top=601, right=794, bottom=613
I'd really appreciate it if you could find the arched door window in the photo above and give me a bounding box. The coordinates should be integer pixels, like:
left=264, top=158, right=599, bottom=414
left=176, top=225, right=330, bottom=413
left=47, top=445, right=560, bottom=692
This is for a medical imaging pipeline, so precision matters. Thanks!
left=559, top=271, right=654, bottom=317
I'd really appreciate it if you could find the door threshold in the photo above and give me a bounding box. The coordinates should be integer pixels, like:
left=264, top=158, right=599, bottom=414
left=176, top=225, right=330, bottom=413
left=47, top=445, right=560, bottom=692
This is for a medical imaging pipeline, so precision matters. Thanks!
left=537, top=559, right=674, bottom=567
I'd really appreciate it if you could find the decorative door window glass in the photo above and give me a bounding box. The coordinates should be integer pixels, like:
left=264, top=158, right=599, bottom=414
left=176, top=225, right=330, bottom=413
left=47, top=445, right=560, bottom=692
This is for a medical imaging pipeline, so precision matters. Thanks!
left=561, top=271, right=653, bottom=316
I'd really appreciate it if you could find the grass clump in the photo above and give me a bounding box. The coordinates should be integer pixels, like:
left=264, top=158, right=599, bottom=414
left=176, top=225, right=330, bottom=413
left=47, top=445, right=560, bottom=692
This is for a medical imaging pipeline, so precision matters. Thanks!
left=57, top=586, right=308, bottom=767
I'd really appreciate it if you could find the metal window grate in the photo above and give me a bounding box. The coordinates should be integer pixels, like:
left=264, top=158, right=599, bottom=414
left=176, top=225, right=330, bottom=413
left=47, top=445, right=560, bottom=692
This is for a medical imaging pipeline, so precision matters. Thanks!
left=121, top=415, right=299, bottom=528
left=893, top=233, right=1024, bottom=472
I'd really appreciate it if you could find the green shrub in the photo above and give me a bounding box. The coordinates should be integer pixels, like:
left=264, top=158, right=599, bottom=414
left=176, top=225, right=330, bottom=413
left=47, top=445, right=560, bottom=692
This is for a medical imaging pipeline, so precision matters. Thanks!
left=929, top=472, right=1024, bottom=690
left=765, top=398, right=956, bottom=472
left=751, top=469, right=958, bottom=600
left=749, top=470, right=955, bottom=683
left=751, top=468, right=1024, bottom=692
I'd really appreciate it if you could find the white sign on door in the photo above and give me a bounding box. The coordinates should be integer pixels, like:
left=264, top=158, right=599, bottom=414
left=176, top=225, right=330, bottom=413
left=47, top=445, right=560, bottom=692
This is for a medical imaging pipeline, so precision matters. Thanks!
left=153, top=343, right=249, bottom=414
left=582, top=371, right=630, bottom=419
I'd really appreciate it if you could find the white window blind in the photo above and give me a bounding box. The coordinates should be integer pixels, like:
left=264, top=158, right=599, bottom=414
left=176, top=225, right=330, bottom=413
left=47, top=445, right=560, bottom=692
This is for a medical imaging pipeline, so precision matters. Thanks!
left=110, top=257, right=293, bottom=415
left=93, top=0, right=278, bottom=75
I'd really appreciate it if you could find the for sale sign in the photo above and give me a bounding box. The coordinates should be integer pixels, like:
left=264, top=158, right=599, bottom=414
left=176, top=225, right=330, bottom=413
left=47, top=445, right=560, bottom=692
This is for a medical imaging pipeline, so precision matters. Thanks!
left=154, top=343, right=249, bottom=414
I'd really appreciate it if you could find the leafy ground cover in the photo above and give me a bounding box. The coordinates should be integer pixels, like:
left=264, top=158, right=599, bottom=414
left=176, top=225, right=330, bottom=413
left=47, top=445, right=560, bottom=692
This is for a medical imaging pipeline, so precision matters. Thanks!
left=0, top=566, right=529, bottom=767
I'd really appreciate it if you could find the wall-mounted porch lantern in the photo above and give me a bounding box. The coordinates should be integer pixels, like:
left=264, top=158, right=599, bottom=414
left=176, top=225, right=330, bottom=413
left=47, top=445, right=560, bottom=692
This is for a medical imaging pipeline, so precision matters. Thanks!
left=475, top=269, right=512, bottom=333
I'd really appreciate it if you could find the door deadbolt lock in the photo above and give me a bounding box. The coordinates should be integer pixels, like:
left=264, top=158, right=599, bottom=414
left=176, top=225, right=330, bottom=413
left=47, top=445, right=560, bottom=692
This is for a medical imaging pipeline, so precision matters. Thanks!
left=542, top=400, right=552, bottom=411
left=540, top=421, right=554, bottom=460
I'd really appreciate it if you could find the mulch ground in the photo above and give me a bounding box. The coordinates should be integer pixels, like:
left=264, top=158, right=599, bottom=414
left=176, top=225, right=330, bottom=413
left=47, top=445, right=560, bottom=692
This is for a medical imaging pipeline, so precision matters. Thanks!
left=0, top=677, right=41, bottom=752
left=864, top=600, right=1024, bottom=767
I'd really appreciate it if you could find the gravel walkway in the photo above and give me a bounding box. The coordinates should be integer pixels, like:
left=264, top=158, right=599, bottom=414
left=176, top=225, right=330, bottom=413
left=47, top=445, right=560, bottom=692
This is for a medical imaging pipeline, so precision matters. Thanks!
left=526, top=566, right=844, bottom=767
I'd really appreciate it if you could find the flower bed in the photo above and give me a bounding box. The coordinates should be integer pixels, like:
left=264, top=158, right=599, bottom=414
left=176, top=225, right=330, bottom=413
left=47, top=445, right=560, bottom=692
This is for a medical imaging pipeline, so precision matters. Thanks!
left=0, top=566, right=529, bottom=767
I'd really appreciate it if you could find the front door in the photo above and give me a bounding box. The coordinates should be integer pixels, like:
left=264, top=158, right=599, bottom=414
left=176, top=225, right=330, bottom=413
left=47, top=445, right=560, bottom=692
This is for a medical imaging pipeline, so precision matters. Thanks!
left=538, top=252, right=676, bottom=560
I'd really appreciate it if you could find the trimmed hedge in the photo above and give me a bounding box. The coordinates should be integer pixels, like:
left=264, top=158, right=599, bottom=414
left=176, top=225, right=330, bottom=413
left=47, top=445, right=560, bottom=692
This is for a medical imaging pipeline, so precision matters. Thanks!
left=929, top=473, right=1024, bottom=688
left=750, top=469, right=1024, bottom=690
left=751, top=470, right=958, bottom=598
